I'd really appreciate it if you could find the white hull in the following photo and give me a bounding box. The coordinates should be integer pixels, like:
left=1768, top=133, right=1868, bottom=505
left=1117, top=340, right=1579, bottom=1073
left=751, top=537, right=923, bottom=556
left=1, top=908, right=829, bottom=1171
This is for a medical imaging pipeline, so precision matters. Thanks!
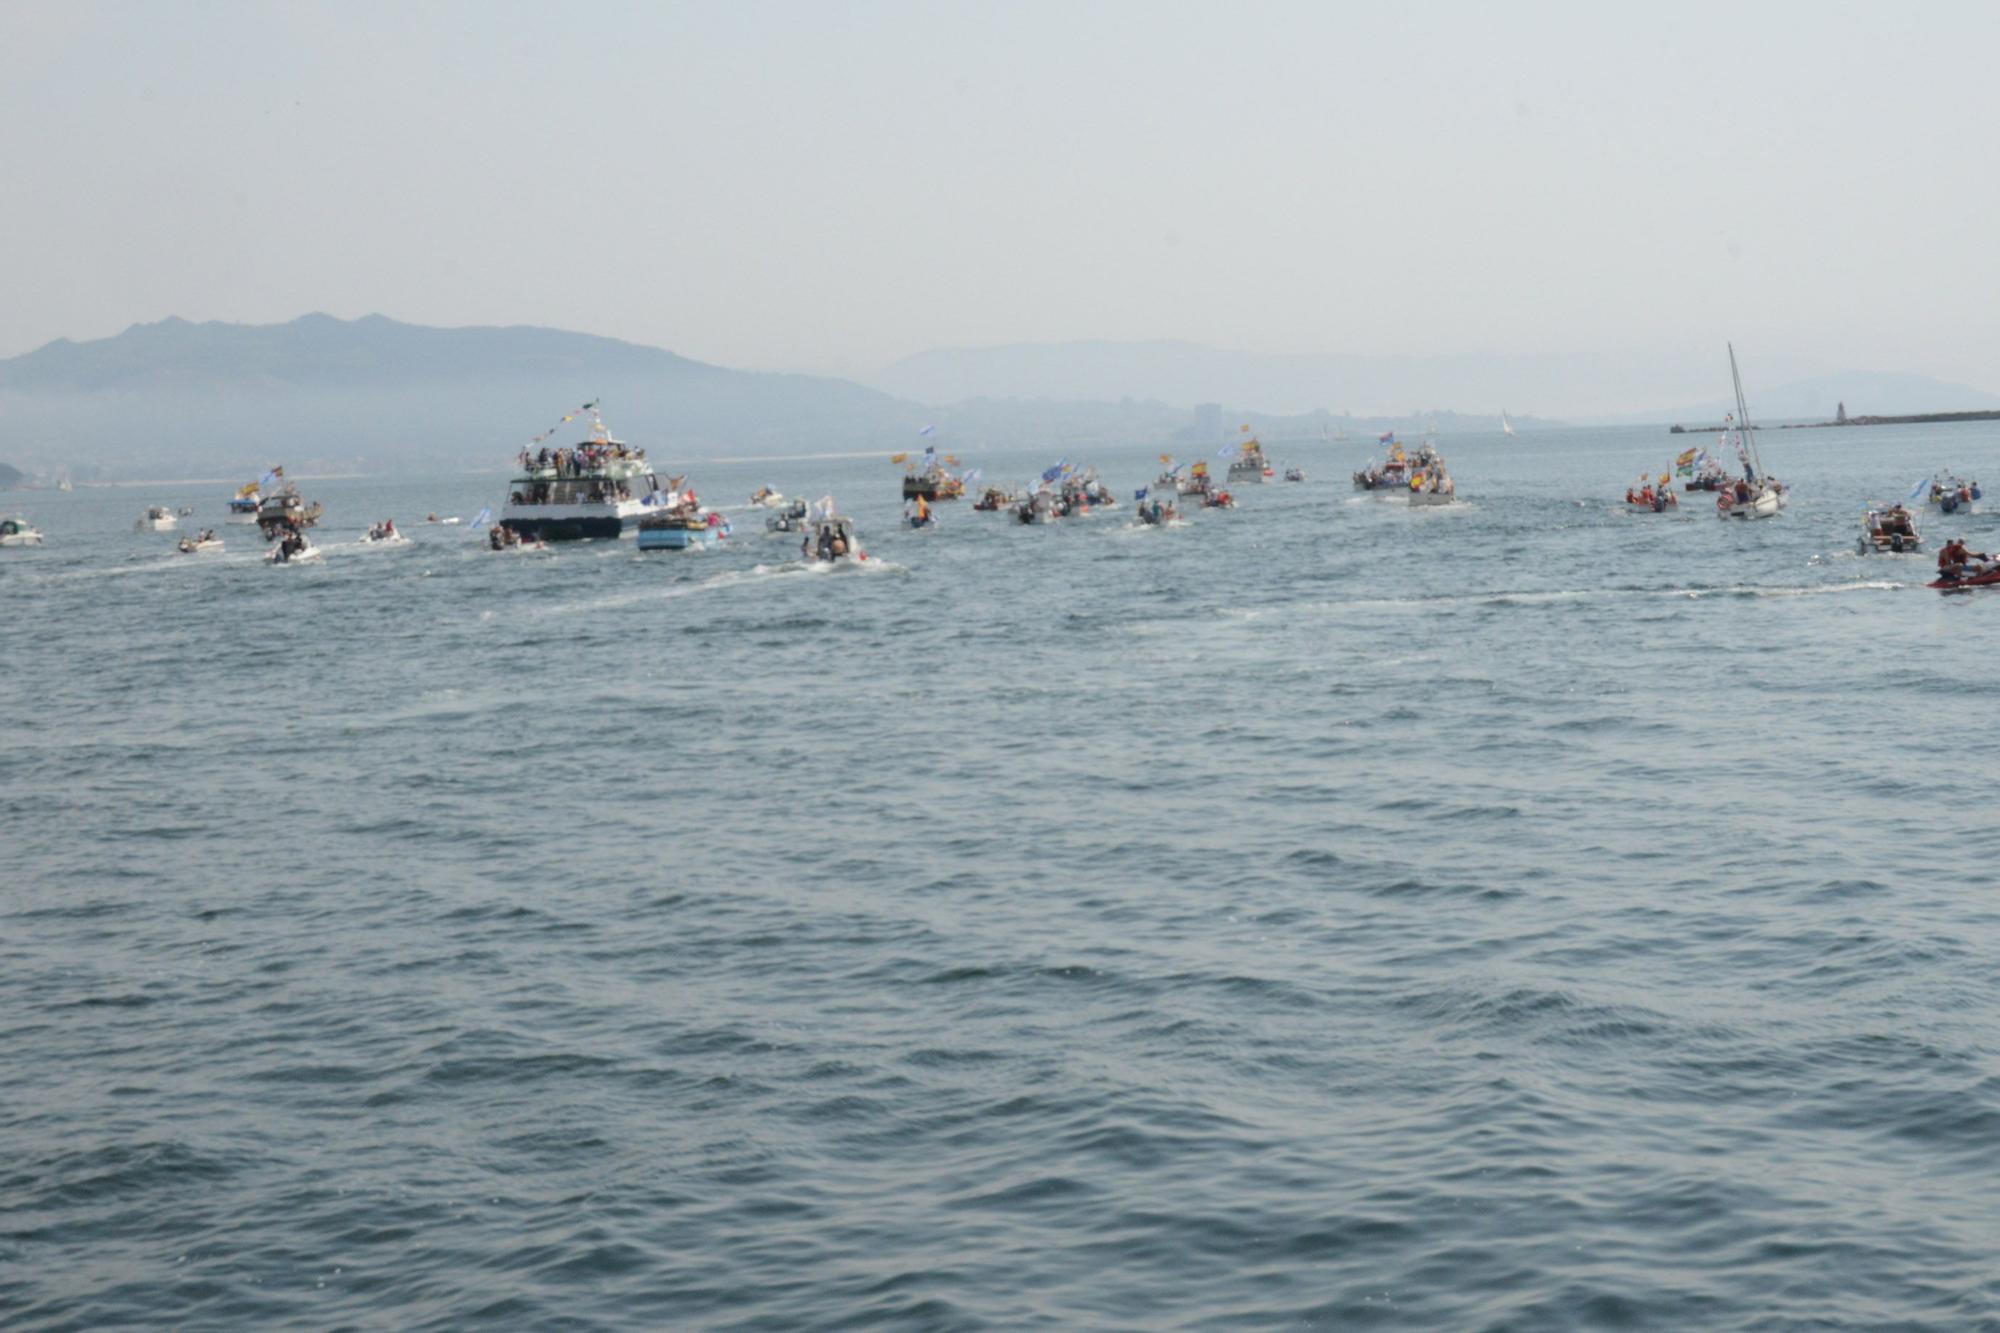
left=0, top=533, right=44, bottom=548
left=1409, top=491, right=1458, bottom=506
left=266, top=545, right=322, bottom=565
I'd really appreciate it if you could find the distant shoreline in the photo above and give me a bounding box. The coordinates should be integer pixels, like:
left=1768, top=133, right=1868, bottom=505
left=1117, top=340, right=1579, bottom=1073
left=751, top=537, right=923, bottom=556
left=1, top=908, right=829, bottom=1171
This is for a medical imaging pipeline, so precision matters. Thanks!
left=1670, top=409, right=2000, bottom=434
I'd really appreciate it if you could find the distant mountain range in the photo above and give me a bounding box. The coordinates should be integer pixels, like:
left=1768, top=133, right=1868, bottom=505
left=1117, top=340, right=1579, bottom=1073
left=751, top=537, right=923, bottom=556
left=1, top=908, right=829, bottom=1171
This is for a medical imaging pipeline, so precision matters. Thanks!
left=0, top=314, right=920, bottom=477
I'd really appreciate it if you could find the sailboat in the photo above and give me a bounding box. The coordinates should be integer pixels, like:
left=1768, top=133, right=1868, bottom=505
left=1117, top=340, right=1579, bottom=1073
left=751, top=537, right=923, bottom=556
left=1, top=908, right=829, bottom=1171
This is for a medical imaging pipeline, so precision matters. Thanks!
left=1500, top=410, right=1517, bottom=438
left=1715, top=343, right=1785, bottom=520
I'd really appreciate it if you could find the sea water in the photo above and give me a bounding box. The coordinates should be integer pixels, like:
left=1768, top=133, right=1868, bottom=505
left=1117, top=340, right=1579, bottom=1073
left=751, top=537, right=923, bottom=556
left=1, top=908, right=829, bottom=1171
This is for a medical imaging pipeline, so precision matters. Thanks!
left=3, top=423, right=1998, bottom=1328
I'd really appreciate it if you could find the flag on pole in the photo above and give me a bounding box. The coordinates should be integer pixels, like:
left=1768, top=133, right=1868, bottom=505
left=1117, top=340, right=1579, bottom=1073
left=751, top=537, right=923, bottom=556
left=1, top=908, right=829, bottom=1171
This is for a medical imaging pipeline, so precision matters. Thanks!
left=918, top=424, right=936, bottom=437
left=469, top=505, right=493, bottom=529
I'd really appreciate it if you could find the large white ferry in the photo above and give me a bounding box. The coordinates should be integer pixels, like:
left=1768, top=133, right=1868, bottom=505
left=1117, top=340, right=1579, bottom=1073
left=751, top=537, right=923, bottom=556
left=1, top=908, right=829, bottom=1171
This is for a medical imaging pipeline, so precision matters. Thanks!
left=499, top=406, right=667, bottom=542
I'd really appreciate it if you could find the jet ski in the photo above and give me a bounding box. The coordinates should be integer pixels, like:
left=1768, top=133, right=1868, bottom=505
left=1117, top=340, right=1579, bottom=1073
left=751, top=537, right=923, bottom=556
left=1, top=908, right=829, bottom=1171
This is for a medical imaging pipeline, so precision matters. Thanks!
left=1929, top=564, right=2000, bottom=592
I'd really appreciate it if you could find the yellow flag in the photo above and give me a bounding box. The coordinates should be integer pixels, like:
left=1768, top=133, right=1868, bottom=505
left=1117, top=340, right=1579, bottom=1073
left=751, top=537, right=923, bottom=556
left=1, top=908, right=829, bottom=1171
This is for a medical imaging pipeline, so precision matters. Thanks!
left=1159, top=453, right=1172, bottom=464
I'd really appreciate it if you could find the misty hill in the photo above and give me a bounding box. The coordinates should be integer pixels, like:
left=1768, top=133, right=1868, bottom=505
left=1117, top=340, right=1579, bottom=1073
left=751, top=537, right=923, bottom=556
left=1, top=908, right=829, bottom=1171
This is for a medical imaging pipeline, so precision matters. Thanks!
left=0, top=461, right=23, bottom=489
left=0, top=314, right=922, bottom=476
left=1639, top=370, right=2000, bottom=427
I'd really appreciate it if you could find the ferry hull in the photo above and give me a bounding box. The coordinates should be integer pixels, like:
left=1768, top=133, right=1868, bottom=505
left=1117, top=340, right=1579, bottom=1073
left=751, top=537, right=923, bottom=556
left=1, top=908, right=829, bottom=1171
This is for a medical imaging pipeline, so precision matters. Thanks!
left=500, top=510, right=635, bottom=542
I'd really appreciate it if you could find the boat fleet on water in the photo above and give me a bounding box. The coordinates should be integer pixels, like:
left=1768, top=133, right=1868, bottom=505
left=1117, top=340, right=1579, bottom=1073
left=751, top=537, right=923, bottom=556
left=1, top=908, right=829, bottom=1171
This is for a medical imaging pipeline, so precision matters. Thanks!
left=9, top=352, right=2000, bottom=591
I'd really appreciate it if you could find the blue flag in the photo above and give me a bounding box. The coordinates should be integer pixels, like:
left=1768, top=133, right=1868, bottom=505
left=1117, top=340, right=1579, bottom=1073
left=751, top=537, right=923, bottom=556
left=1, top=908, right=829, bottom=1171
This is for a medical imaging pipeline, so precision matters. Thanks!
left=1041, top=458, right=1068, bottom=483
left=470, top=505, right=493, bottom=529
left=1134, top=485, right=1148, bottom=501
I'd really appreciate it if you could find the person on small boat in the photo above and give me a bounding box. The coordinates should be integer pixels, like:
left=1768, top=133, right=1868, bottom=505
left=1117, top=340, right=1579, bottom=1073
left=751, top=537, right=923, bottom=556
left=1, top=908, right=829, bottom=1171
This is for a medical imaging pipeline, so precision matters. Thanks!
left=1938, top=537, right=1988, bottom=580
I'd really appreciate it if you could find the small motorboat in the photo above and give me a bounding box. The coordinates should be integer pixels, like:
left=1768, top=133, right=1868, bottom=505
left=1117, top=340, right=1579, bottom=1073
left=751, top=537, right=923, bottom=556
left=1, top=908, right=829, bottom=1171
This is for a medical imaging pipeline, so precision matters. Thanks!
left=1201, top=488, right=1237, bottom=509
left=487, top=526, right=548, bottom=552
left=1133, top=494, right=1180, bottom=526
left=1013, top=490, right=1059, bottom=524
left=971, top=486, right=1018, bottom=512
left=1928, top=472, right=1981, bottom=514
left=362, top=521, right=409, bottom=545
left=1858, top=505, right=1921, bottom=554
left=0, top=516, right=45, bottom=547
left=177, top=531, right=223, bottom=554
left=1625, top=482, right=1678, bottom=513
left=749, top=485, right=786, bottom=508
left=766, top=498, right=810, bottom=532
left=800, top=508, right=867, bottom=563
left=137, top=505, right=177, bottom=531
left=1409, top=463, right=1458, bottom=506
left=1283, top=467, right=1306, bottom=483
left=265, top=534, right=321, bottom=564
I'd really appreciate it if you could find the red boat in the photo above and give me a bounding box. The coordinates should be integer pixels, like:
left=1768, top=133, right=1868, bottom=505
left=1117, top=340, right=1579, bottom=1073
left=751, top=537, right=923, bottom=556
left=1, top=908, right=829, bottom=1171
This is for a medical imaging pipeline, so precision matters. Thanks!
left=1928, top=564, right=2000, bottom=592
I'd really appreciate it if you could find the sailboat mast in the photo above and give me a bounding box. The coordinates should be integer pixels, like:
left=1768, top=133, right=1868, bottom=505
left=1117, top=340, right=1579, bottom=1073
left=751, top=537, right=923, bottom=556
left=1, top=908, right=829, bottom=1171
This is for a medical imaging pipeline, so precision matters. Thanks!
left=1727, top=342, right=1764, bottom=480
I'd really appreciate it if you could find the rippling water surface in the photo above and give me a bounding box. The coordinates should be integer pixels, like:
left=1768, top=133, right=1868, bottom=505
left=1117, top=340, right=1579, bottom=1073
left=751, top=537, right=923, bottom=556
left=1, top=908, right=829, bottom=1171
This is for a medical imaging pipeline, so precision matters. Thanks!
left=5, top=424, right=2000, bottom=1329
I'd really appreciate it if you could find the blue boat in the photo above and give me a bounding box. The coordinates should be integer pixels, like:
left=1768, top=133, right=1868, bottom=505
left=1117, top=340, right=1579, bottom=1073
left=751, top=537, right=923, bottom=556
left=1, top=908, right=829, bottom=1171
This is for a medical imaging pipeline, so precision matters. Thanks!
left=637, top=511, right=730, bottom=551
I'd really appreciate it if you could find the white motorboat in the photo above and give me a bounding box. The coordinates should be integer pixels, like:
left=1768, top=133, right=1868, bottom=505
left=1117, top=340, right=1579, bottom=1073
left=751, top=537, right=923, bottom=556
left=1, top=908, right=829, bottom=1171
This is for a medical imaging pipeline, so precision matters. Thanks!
left=1858, top=505, right=1921, bottom=555
left=362, top=522, right=409, bottom=546
left=137, top=505, right=177, bottom=531
left=177, top=531, right=224, bottom=554
left=799, top=499, right=868, bottom=563
left=1226, top=438, right=1270, bottom=484
left=0, top=516, right=45, bottom=547
left=265, top=538, right=321, bottom=565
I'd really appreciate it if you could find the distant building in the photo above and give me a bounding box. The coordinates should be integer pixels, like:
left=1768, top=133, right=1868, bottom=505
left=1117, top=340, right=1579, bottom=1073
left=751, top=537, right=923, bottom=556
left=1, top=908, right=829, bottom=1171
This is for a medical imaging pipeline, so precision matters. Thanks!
left=1192, top=402, right=1223, bottom=440
left=1836, top=400, right=1847, bottom=423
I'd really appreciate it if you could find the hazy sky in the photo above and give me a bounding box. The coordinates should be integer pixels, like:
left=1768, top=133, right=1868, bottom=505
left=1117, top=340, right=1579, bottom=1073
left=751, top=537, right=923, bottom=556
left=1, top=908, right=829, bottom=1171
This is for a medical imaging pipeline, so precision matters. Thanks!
left=6, top=0, right=1998, bottom=402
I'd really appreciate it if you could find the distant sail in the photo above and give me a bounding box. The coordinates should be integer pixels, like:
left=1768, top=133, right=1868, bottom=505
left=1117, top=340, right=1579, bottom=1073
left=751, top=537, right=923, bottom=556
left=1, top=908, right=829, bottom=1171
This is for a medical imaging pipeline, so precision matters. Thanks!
left=1501, top=410, right=1517, bottom=438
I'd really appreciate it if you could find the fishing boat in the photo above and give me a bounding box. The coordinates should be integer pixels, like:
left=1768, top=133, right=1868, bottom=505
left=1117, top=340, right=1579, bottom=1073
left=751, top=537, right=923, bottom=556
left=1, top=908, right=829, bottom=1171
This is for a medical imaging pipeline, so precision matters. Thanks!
left=972, top=486, right=1018, bottom=512
left=257, top=485, right=323, bottom=537
left=137, top=505, right=177, bottom=531
left=800, top=499, right=867, bottom=563
left=227, top=480, right=262, bottom=522
left=1227, top=437, right=1269, bottom=484
left=499, top=404, right=671, bottom=542
left=637, top=508, right=730, bottom=550
left=1712, top=346, right=1785, bottom=521
left=1178, top=463, right=1214, bottom=497
left=749, top=485, right=786, bottom=508
left=1858, top=505, right=1921, bottom=554
left=900, top=448, right=966, bottom=501
left=0, top=516, right=45, bottom=547
left=1927, top=472, right=1981, bottom=514
left=1353, top=442, right=1412, bottom=491
left=176, top=530, right=223, bottom=554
